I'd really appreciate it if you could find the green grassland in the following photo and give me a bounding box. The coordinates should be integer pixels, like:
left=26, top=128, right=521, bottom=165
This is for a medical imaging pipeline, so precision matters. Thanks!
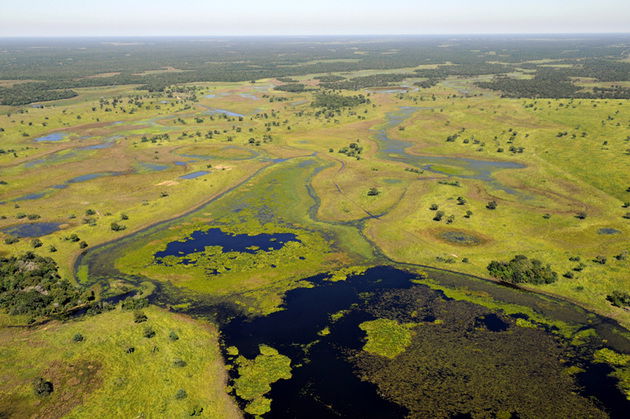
left=0, top=60, right=629, bottom=417
left=0, top=306, right=239, bottom=418
left=0, top=75, right=628, bottom=323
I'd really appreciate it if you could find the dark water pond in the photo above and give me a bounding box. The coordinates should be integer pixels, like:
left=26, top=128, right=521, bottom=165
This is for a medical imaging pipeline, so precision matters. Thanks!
left=2, top=222, right=62, bottom=238
left=220, top=266, right=628, bottom=418
left=154, top=228, right=300, bottom=260
left=598, top=228, right=621, bottom=235
left=374, top=107, right=526, bottom=195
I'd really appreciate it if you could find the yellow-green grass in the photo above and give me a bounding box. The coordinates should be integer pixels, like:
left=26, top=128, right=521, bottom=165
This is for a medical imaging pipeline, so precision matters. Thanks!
left=111, top=158, right=375, bottom=315
left=359, top=318, right=416, bottom=359
left=1, top=77, right=628, bottom=329
left=231, top=345, right=292, bottom=416
left=0, top=306, right=240, bottom=418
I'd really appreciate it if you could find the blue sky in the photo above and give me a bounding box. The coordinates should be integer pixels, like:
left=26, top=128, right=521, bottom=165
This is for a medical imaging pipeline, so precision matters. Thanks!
left=1, top=0, right=628, bottom=36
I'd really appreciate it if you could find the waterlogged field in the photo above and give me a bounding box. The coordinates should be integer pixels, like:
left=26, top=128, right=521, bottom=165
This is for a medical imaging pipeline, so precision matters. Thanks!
left=1, top=60, right=629, bottom=417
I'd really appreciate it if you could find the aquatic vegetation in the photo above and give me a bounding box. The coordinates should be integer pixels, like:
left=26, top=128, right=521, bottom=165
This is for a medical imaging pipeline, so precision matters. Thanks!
left=359, top=318, right=415, bottom=358
left=233, top=345, right=292, bottom=415
left=593, top=348, right=630, bottom=400
left=438, top=229, right=483, bottom=246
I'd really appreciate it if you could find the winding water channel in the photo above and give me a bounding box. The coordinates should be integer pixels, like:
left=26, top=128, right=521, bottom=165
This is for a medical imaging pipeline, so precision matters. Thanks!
left=74, top=107, right=630, bottom=417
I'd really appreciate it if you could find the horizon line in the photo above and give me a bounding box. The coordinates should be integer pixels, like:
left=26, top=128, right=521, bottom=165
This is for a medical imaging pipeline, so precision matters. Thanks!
left=1, top=32, right=629, bottom=39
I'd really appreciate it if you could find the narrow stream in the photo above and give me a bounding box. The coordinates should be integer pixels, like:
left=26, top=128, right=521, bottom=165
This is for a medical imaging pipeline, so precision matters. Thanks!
left=373, top=107, right=526, bottom=195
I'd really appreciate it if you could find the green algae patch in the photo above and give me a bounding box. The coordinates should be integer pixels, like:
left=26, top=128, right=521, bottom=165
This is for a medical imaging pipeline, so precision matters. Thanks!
left=318, top=327, right=331, bottom=336
left=233, top=344, right=292, bottom=415
left=515, top=318, right=537, bottom=329
left=330, top=309, right=350, bottom=322
left=593, top=348, right=630, bottom=400
left=418, top=279, right=579, bottom=338
left=327, top=265, right=370, bottom=282
left=570, top=328, right=598, bottom=345
left=359, top=319, right=415, bottom=359
left=594, top=348, right=630, bottom=366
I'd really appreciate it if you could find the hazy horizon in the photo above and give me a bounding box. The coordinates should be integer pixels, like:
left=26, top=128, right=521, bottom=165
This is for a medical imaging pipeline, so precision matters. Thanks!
left=1, top=0, right=628, bottom=37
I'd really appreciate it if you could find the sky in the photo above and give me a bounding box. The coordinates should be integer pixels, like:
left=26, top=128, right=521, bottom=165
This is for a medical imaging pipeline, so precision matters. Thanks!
left=0, top=0, right=629, bottom=37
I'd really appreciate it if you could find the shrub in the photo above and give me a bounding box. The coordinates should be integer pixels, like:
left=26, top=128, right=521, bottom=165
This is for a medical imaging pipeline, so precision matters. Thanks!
left=33, top=378, right=53, bottom=397
left=121, top=298, right=149, bottom=311
left=175, top=389, right=187, bottom=400
left=133, top=311, right=148, bottom=323
left=486, top=201, right=497, bottom=210
left=110, top=222, right=127, bottom=231
left=4, top=237, right=19, bottom=245
left=143, top=326, right=156, bottom=338
left=73, top=333, right=84, bottom=343
left=606, top=291, right=630, bottom=308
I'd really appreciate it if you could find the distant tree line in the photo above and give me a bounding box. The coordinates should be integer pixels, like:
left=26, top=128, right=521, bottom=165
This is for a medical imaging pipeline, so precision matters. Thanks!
left=319, top=73, right=412, bottom=90
left=274, top=83, right=308, bottom=92
left=477, top=66, right=630, bottom=99
left=1, top=37, right=628, bottom=104
left=311, top=92, right=369, bottom=110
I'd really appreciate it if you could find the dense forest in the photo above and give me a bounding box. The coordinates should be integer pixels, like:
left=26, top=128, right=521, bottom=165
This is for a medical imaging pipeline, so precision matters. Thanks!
left=0, top=35, right=628, bottom=104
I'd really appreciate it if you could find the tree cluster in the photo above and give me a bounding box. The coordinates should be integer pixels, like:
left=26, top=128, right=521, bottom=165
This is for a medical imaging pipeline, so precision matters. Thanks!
left=487, top=255, right=558, bottom=285
left=0, top=252, right=83, bottom=316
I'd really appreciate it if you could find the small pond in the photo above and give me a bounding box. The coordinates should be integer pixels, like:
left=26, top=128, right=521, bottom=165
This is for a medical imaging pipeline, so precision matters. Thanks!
left=154, top=228, right=300, bottom=260
left=439, top=230, right=483, bottom=245
left=598, top=228, right=621, bottom=235
left=2, top=222, right=62, bottom=238
left=34, top=132, right=67, bottom=142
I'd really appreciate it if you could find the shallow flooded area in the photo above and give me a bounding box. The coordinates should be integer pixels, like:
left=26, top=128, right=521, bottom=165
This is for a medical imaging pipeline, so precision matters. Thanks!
left=373, top=107, right=526, bottom=195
